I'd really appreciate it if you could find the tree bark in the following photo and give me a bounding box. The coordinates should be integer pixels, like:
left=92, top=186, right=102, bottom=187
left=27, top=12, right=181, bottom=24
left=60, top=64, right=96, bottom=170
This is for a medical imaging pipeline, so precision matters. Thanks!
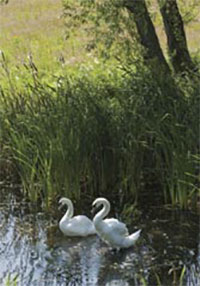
left=125, top=0, right=171, bottom=75
left=158, top=0, right=195, bottom=73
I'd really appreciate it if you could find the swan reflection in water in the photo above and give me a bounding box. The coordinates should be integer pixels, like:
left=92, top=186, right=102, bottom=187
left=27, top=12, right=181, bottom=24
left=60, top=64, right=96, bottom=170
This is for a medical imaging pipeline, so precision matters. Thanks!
left=52, top=234, right=141, bottom=286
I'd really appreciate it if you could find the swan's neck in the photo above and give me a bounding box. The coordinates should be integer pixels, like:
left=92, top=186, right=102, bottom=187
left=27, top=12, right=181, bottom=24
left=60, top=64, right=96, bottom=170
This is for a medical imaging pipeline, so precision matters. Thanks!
left=94, top=200, right=110, bottom=224
left=63, top=200, right=74, bottom=220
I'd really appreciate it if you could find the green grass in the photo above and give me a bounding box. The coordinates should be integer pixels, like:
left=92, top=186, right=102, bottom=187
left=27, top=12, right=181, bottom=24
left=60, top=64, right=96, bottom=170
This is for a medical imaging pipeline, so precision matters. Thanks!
left=0, top=0, right=64, bottom=68
left=0, top=0, right=200, bottom=70
left=0, top=0, right=101, bottom=73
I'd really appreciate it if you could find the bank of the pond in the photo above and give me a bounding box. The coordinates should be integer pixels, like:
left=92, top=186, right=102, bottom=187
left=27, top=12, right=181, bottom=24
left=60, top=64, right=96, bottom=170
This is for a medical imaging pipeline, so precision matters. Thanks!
left=0, top=58, right=199, bottom=209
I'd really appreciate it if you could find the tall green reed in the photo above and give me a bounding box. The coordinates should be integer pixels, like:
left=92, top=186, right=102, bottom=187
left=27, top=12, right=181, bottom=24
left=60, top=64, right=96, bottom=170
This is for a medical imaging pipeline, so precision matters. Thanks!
left=0, top=53, right=199, bottom=209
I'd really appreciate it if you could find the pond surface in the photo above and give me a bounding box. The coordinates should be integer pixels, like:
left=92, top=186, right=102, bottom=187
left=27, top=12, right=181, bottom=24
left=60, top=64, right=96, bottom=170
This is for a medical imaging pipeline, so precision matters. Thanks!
left=0, top=190, right=199, bottom=286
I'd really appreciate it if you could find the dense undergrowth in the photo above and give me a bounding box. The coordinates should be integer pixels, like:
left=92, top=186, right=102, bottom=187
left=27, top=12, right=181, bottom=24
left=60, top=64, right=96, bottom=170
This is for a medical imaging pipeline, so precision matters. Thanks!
left=0, top=50, right=199, bottom=209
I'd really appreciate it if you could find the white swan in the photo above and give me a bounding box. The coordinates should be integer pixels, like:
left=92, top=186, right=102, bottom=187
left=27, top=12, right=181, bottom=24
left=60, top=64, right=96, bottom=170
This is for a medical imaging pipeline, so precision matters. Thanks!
left=59, top=198, right=96, bottom=237
left=92, top=197, right=141, bottom=249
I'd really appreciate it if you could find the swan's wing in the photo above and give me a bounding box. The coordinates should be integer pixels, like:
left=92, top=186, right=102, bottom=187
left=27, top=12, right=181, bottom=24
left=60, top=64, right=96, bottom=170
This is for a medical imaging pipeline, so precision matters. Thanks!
left=72, top=215, right=93, bottom=224
left=63, top=215, right=95, bottom=236
left=104, top=218, right=129, bottom=235
left=69, top=215, right=94, bottom=229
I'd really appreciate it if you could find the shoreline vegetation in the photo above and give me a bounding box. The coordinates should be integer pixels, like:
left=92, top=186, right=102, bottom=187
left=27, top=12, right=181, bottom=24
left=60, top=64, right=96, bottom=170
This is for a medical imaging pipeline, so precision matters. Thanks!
left=0, top=0, right=199, bottom=210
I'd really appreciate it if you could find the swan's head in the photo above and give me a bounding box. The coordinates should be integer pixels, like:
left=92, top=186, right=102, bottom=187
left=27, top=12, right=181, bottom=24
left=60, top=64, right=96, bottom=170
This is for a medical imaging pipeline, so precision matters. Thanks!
left=92, top=197, right=109, bottom=207
left=92, top=197, right=110, bottom=214
left=58, top=197, right=72, bottom=210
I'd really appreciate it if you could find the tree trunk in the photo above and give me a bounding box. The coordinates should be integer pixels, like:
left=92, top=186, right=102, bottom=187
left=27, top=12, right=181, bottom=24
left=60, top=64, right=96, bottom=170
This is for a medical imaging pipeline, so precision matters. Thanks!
left=125, top=0, right=170, bottom=75
left=158, top=0, right=195, bottom=73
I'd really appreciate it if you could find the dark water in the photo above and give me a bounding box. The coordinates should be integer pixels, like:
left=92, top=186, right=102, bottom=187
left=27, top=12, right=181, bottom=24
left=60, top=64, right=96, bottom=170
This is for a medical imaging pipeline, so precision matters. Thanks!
left=0, top=191, right=199, bottom=286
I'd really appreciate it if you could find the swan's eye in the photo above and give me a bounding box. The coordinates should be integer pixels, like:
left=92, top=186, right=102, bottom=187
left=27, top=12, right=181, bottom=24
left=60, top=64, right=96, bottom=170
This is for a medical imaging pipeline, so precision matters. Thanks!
left=91, top=204, right=101, bottom=215
left=58, top=203, right=63, bottom=210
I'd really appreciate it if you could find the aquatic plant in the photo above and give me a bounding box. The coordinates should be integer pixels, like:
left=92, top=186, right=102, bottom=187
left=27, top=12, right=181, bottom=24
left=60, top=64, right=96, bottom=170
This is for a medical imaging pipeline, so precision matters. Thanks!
left=137, top=264, right=187, bottom=286
left=4, top=274, right=18, bottom=286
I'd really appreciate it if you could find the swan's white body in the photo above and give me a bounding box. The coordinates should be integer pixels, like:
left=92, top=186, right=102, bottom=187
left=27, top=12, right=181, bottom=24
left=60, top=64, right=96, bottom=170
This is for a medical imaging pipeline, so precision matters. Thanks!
left=92, top=198, right=141, bottom=249
left=59, top=198, right=96, bottom=237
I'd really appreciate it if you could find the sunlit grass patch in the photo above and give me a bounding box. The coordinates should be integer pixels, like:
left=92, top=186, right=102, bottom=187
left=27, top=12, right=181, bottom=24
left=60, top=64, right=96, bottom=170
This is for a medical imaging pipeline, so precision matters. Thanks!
left=0, top=0, right=66, bottom=69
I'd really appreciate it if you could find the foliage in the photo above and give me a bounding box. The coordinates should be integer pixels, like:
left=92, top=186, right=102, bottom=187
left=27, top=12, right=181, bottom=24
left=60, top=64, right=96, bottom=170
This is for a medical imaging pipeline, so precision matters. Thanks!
left=177, top=0, right=200, bottom=24
left=62, top=0, right=140, bottom=60
left=62, top=0, right=200, bottom=60
left=0, top=0, right=9, bottom=4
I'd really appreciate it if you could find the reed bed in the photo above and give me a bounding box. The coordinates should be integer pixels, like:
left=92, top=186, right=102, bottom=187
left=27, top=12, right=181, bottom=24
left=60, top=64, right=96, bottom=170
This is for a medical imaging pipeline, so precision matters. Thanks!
left=0, top=52, right=199, bottom=209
